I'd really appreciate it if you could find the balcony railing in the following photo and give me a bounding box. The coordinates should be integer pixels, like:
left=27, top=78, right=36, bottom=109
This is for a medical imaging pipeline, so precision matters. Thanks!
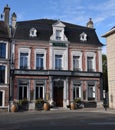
left=55, top=67, right=63, bottom=70
left=20, top=66, right=28, bottom=69
left=87, top=69, right=95, bottom=72
left=73, top=68, right=81, bottom=71
left=36, top=67, right=44, bottom=70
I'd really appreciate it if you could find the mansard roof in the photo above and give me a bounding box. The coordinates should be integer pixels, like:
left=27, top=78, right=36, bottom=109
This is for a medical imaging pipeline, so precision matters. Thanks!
left=0, top=21, right=10, bottom=40
left=14, top=19, right=103, bottom=46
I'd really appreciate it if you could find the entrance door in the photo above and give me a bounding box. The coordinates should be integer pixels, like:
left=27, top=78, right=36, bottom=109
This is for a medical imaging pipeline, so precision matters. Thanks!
left=0, top=91, right=3, bottom=106
left=53, top=81, right=63, bottom=107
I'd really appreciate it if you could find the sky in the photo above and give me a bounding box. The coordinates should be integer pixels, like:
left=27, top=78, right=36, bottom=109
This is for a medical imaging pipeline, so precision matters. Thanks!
left=0, top=0, right=115, bottom=54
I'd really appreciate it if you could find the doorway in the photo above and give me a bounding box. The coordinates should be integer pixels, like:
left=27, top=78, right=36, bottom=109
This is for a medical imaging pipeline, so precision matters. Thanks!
left=53, top=81, right=63, bottom=107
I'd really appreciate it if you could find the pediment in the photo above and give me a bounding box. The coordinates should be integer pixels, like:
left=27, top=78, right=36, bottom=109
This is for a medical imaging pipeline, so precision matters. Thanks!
left=53, top=20, right=65, bottom=27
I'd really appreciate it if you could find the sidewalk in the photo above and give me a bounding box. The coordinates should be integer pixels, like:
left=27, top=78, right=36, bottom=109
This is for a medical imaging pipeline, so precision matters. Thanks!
left=1, top=107, right=115, bottom=114
left=76, top=107, right=115, bottom=114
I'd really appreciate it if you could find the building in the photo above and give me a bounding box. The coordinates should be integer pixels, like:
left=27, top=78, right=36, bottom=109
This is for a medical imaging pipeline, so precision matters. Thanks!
left=11, top=17, right=103, bottom=108
left=0, top=5, right=11, bottom=109
left=102, top=27, right=115, bottom=109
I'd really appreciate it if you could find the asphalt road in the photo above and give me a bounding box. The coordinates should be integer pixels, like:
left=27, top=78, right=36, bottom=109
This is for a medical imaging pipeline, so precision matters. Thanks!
left=0, top=109, right=115, bottom=130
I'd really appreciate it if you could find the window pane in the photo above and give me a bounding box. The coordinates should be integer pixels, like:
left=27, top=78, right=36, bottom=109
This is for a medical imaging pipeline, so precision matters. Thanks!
left=0, top=66, right=5, bottom=83
left=35, top=85, right=43, bottom=99
left=20, top=53, right=28, bottom=69
left=19, top=83, right=27, bottom=100
left=87, top=57, right=93, bottom=71
left=73, top=85, right=81, bottom=99
left=88, top=86, right=95, bottom=100
left=36, top=54, right=44, bottom=70
left=0, top=43, right=6, bottom=58
left=56, top=30, right=62, bottom=40
left=24, top=87, right=27, bottom=99
left=19, top=87, right=22, bottom=100
left=55, top=55, right=62, bottom=70
left=73, top=56, right=80, bottom=70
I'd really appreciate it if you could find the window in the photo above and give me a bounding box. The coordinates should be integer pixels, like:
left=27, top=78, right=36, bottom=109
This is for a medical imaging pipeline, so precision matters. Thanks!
left=35, top=85, right=43, bottom=99
left=0, top=43, right=6, bottom=58
left=56, top=30, right=62, bottom=40
left=80, top=32, right=87, bottom=42
left=19, top=82, right=28, bottom=100
left=36, top=54, right=44, bottom=70
left=20, top=53, right=28, bottom=69
left=29, top=28, right=37, bottom=37
left=55, top=55, right=62, bottom=70
left=0, top=66, right=5, bottom=84
left=73, top=84, right=81, bottom=99
left=88, top=85, right=95, bottom=100
left=87, top=57, right=94, bottom=72
left=73, top=56, right=80, bottom=71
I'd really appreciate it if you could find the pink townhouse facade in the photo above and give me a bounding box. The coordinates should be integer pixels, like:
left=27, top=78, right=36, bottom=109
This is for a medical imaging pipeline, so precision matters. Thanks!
left=11, top=18, right=103, bottom=108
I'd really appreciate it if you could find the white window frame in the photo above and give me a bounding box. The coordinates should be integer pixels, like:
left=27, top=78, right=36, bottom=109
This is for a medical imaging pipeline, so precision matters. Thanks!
left=80, top=32, right=87, bottom=42
left=53, top=50, right=66, bottom=70
left=88, top=85, right=95, bottom=100
left=35, top=84, right=44, bottom=99
left=18, top=48, right=30, bottom=69
left=18, top=80, right=29, bottom=100
left=34, top=49, right=46, bottom=70
left=56, top=30, right=62, bottom=40
left=86, top=52, right=96, bottom=72
left=73, top=84, right=81, bottom=99
left=29, top=28, right=37, bottom=37
left=71, top=51, right=82, bottom=71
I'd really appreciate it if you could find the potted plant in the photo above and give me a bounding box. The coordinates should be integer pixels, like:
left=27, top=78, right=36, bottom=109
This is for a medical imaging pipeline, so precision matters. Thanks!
left=18, top=98, right=29, bottom=111
left=74, top=98, right=84, bottom=108
left=35, top=98, right=44, bottom=110
left=43, top=101, right=50, bottom=111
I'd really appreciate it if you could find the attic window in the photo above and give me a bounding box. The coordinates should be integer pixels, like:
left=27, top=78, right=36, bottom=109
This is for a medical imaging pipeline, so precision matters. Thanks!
left=29, top=28, right=37, bottom=37
left=80, top=32, right=87, bottom=42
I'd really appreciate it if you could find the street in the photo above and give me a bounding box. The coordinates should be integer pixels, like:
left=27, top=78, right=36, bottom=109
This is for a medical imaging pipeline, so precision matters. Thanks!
left=0, top=109, right=115, bottom=130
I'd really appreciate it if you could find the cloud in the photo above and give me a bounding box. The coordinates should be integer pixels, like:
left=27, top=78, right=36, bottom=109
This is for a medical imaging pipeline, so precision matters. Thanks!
left=17, top=12, right=25, bottom=21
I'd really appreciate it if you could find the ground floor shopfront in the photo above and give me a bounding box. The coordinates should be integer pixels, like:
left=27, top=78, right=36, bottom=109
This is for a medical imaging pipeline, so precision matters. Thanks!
left=12, top=70, right=102, bottom=108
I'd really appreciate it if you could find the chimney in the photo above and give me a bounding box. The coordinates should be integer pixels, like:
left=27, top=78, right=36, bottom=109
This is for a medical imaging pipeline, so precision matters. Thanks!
left=86, top=18, right=94, bottom=28
left=11, top=12, right=17, bottom=36
left=11, top=12, right=17, bottom=29
left=4, top=4, right=10, bottom=25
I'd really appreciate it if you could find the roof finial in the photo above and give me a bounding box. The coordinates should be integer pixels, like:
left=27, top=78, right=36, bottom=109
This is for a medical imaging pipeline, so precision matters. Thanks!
left=86, top=18, right=94, bottom=28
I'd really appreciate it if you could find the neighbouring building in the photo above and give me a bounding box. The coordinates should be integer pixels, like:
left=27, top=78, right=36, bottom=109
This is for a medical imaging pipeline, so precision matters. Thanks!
left=102, top=27, right=115, bottom=109
left=0, top=5, right=11, bottom=109
left=10, top=16, right=103, bottom=109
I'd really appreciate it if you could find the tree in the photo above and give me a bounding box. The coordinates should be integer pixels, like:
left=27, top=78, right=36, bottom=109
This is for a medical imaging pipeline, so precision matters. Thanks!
left=102, top=54, right=108, bottom=92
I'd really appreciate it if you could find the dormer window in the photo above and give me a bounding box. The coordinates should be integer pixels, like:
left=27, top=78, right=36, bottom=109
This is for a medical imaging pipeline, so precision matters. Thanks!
left=80, top=32, right=87, bottom=42
left=50, top=20, right=68, bottom=42
left=56, top=30, right=62, bottom=40
left=29, top=28, right=37, bottom=37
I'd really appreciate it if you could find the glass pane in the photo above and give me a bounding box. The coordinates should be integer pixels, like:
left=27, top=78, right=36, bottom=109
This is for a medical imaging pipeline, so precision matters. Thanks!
left=40, top=87, right=43, bottom=98
left=55, top=55, right=62, bottom=69
left=0, top=66, right=5, bottom=83
left=36, top=87, right=38, bottom=99
left=87, top=57, right=93, bottom=71
left=73, top=56, right=80, bottom=70
left=36, top=54, right=44, bottom=69
left=24, top=87, right=27, bottom=98
left=0, top=43, right=6, bottom=58
left=20, top=53, right=28, bottom=69
left=19, top=87, right=22, bottom=100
